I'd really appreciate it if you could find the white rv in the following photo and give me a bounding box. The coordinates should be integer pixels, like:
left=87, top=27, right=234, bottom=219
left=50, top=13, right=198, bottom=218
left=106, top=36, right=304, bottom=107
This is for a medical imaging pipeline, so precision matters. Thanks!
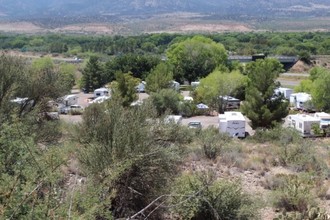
left=94, top=88, right=110, bottom=98
left=191, top=81, right=200, bottom=88
left=63, top=94, right=78, bottom=106
left=165, top=115, right=182, bottom=124
left=289, top=93, right=313, bottom=111
left=289, top=114, right=320, bottom=135
left=275, top=87, right=293, bottom=99
left=313, top=112, right=330, bottom=129
left=219, top=112, right=246, bottom=138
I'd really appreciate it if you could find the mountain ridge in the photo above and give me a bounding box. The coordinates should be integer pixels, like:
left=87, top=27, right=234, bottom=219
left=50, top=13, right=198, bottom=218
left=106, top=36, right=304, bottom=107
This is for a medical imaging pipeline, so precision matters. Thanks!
left=0, top=0, right=330, bottom=19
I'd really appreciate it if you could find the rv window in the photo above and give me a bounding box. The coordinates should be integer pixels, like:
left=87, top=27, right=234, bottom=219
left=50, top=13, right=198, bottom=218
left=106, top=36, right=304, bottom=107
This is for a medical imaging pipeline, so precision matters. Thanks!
left=299, top=123, right=302, bottom=129
left=96, top=93, right=101, bottom=96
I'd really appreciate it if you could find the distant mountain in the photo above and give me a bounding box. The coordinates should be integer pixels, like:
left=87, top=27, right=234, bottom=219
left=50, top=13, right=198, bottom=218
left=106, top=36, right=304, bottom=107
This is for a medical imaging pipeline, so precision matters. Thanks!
left=0, top=0, right=330, bottom=20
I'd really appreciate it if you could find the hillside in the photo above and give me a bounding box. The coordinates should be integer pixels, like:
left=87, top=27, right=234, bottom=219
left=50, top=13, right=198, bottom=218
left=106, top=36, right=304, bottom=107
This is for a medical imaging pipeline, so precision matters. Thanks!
left=0, top=0, right=329, bottom=19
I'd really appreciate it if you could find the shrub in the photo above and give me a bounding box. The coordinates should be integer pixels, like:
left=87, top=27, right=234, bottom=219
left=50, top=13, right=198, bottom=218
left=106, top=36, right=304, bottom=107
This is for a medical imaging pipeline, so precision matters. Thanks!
left=198, top=127, right=230, bottom=160
left=170, top=171, right=258, bottom=220
left=271, top=174, right=316, bottom=214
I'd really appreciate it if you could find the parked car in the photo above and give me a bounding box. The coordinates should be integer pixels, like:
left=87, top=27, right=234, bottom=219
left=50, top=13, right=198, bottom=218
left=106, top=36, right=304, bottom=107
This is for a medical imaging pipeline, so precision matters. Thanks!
left=188, top=121, right=202, bottom=129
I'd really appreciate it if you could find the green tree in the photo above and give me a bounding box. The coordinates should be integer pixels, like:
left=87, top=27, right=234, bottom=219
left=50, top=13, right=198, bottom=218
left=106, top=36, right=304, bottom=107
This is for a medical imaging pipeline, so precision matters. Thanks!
left=195, top=69, right=247, bottom=113
left=242, top=58, right=288, bottom=129
left=58, top=63, right=76, bottom=90
left=112, top=72, right=139, bottom=107
left=167, top=35, right=227, bottom=83
left=145, top=62, right=173, bottom=93
left=311, top=68, right=330, bottom=111
left=80, top=56, right=106, bottom=93
left=149, top=89, right=182, bottom=115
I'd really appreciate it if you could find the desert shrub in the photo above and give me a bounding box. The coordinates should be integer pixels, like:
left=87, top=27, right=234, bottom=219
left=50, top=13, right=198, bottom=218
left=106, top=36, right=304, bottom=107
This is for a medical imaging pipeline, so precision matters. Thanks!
left=271, top=174, right=316, bottom=214
left=276, top=141, right=327, bottom=173
left=220, top=144, right=245, bottom=168
left=198, top=127, right=231, bottom=159
left=76, top=99, right=188, bottom=219
left=251, top=126, right=301, bottom=145
left=170, top=171, right=258, bottom=220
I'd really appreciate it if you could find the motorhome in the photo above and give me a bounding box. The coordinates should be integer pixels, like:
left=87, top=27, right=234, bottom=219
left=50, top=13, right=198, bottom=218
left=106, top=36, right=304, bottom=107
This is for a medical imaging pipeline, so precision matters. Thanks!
left=275, top=87, right=293, bottom=99
left=94, top=88, right=110, bottom=98
left=288, top=114, right=320, bottom=136
left=313, top=112, right=330, bottom=129
left=289, top=93, right=314, bottom=111
left=219, top=112, right=246, bottom=138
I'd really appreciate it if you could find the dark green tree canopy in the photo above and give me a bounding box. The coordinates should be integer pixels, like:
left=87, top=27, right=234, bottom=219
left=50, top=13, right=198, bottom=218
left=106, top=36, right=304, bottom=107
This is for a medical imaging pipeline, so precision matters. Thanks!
left=81, top=56, right=106, bottom=93
left=242, top=58, right=289, bottom=129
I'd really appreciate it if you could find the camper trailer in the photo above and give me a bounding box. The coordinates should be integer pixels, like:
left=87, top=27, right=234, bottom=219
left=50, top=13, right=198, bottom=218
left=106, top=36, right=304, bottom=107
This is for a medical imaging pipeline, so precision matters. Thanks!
left=94, top=88, right=110, bottom=98
left=165, top=115, right=183, bottom=124
left=191, top=81, right=200, bottom=88
left=313, top=112, right=330, bottom=129
left=63, top=95, right=78, bottom=106
left=289, top=114, right=320, bottom=136
left=289, top=93, right=314, bottom=111
left=219, top=112, right=246, bottom=138
left=275, top=87, right=293, bottom=99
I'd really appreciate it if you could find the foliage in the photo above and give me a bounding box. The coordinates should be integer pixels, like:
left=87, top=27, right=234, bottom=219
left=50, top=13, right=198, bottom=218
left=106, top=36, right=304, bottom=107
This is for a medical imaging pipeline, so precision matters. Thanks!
left=242, top=58, right=289, bottom=129
left=76, top=99, right=189, bottom=218
left=167, top=35, right=227, bottom=83
left=149, top=89, right=182, bottom=115
left=294, top=79, right=313, bottom=93
left=271, top=174, right=316, bottom=214
left=170, top=171, right=258, bottom=220
left=104, top=53, right=161, bottom=81
left=111, top=72, right=139, bottom=107
left=80, top=56, right=106, bottom=93
left=310, top=68, right=330, bottom=111
left=198, top=127, right=231, bottom=159
left=145, top=62, right=174, bottom=93
left=195, top=69, right=247, bottom=113
left=58, top=63, right=76, bottom=89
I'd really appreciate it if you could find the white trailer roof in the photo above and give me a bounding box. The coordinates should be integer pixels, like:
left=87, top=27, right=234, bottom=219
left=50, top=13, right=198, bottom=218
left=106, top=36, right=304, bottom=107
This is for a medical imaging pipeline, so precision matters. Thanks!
left=219, top=111, right=245, bottom=121
left=290, top=114, right=320, bottom=122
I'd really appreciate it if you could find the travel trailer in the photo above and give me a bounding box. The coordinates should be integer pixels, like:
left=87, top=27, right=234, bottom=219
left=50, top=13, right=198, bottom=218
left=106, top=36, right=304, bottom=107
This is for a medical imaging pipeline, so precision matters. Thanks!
left=219, top=112, right=246, bottom=138
left=62, top=94, right=78, bottom=106
left=94, top=88, right=110, bottom=98
left=191, top=81, right=200, bottom=88
left=274, top=87, right=293, bottom=99
left=165, top=115, right=183, bottom=124
left=288, top=114, right=320, bottom=136
left=289, top=93, right=314, bottom=111
left=313, top=112, right=330, bottom=129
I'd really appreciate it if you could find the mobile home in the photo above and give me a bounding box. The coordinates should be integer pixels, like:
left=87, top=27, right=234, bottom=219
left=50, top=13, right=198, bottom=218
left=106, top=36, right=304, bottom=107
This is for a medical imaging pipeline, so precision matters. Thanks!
left=219, top=112, right=246, bottom=138
left=289, top=114, right=320, bottom=135
left=94, top=88, right=110, bottom=98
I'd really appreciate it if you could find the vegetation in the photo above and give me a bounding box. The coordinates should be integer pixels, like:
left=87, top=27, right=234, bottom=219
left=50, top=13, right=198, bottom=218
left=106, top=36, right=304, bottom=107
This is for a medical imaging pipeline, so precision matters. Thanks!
left=1, top=30, right=330, bottom=219
left=242, top=59, right=289, bottom=129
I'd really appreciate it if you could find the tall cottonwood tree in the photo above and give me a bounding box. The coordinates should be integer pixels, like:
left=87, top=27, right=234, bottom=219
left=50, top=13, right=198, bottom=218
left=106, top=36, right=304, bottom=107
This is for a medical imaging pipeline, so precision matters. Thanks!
left=166, top=35, right=227, bottom=83
left=242, top=58, right=288, bottom=129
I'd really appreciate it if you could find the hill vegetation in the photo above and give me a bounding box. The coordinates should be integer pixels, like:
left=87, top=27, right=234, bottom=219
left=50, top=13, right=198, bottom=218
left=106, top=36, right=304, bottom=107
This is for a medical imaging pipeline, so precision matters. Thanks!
left=0, top=32, right=330, bottom=219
